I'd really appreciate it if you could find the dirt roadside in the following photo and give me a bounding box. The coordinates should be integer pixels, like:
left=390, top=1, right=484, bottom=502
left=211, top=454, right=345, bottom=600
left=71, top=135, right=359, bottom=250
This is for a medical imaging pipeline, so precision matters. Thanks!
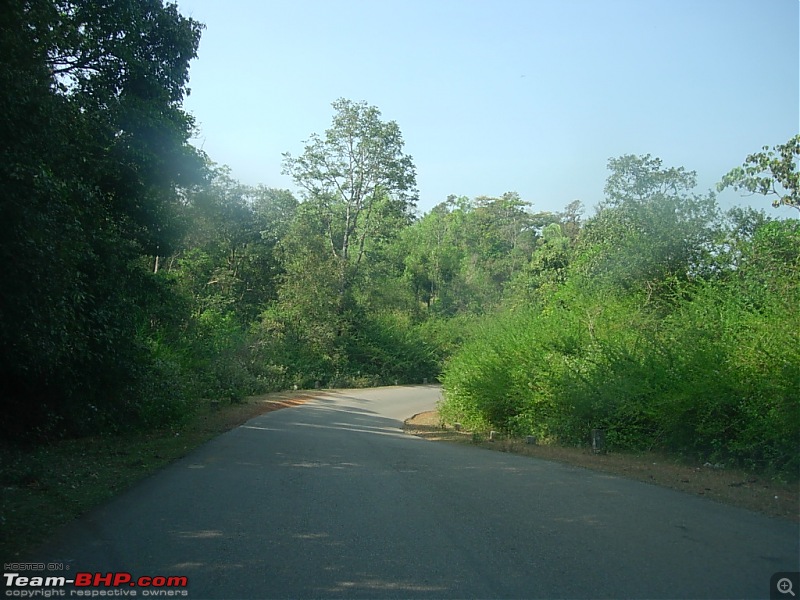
left=404, top=410, right=799, bottom=522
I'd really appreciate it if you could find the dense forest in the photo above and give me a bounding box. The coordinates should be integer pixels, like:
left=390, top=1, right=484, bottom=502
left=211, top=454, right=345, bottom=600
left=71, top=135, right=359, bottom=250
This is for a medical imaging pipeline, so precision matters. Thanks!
left=1, top=1, right=797, bottom=476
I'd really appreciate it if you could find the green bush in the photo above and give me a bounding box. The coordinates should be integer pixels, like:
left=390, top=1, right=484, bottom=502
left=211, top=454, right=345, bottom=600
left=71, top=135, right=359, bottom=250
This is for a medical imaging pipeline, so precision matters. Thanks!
left=441, top=258, right=799, bottom=476
left=133, top=342, right=194, bottom=429
left=440, top=308, right=555, bottom=435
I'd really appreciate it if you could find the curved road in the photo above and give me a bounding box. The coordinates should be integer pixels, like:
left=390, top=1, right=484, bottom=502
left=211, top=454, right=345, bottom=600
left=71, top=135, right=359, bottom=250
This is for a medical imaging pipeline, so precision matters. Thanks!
left=31, top=385, right=799, bottom=598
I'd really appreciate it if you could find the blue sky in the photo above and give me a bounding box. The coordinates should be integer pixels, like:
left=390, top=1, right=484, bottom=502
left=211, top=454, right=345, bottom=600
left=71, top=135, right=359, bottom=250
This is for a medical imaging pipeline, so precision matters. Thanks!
left=176, top=0, right=799, bottom=217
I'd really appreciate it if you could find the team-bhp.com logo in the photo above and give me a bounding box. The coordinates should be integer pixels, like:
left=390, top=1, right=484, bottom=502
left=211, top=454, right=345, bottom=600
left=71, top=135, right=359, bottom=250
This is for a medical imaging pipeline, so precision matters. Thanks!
left=4, top=571, right=189, bottom=597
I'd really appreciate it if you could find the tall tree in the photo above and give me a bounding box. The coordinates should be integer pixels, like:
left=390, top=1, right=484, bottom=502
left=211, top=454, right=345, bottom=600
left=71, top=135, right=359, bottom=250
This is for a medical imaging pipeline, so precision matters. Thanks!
left=282, top=98, right=418, bottom=308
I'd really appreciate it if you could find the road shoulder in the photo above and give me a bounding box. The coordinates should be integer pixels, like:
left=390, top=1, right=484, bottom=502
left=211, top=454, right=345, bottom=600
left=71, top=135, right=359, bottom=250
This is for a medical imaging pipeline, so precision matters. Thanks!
left=404, top=410, right=799, bottom=522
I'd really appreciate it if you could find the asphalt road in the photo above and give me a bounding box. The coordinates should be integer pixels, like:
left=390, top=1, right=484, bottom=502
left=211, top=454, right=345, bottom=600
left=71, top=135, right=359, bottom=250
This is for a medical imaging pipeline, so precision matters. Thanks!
left=28, top=385, right=799, bottom=599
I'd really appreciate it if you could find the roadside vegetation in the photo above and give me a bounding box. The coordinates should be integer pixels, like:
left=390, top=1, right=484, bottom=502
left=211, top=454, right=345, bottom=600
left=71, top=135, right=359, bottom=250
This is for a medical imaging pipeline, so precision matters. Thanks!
left=1, top=1, right=797, bottom=555
left=440, top=196, right=800, bottom=477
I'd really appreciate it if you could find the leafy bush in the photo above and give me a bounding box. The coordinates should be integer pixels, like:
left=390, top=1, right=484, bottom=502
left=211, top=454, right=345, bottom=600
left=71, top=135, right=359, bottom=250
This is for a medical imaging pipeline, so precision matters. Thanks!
left=440, top=308, right=551, bottom=435
left=441, top=249, right=800, bottom=476
left=132, top=341, right=194, bottom=429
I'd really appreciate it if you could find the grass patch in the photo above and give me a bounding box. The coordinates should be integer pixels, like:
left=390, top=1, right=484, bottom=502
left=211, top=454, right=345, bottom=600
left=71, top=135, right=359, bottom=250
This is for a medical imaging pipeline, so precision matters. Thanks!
left=0, top=391, right=312, bottom=559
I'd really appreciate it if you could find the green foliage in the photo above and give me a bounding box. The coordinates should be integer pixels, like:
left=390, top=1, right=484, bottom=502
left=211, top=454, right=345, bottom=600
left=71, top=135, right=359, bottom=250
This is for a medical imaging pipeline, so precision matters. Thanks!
left=718, top=135, right=800, bottom=211
left=400, top=193, right=547, bottom=315
left=133, top=337, right=194, bottom=429
left=282, top=99, right=418, bottom=313
left=0, top=0, right=205, bottom=439
left=251, top=305, right=443, bottom=391
left=413, top=312, right=480, bottom=365
left=343, top=311, right=440, bottom=384
left=439, top=309, right=534, bottom=433
left=172, top=166, right=297, bottom=322
left=665, top=275, right=798, bottom=471
left=442, top=228, right=799, bottom=475
left=575, top=155, right=720, bottom=295
left=441, top=156, right=799, bottom=477
left=507, top=221, right=573, bottom=305
left=442, top=309, right=534, bottom=433
left=3, top=0, right=794, bottom=485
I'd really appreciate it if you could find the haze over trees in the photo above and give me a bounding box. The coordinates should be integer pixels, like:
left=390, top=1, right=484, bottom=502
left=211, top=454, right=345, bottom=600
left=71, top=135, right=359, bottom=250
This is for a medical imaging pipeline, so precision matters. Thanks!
left=1, top=1, right=796, bottom=477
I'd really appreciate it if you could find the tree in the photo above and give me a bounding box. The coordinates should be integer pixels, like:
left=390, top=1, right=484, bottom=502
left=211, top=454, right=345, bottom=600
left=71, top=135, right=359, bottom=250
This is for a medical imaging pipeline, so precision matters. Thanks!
left=558, top=200, right=584, bottom=244
left=717, top=135, right=800, bottom=212
left=577, top=155, right=719, bottom=295
left=527, top=222, right=571, bottom=285
left=603, top=154, right=698, bottom=206
left=171, top=166, right=296, bottom=322
left=400, top=198, right=467, bottom=313
left=466, top=192, right=538, bottom=284
left=0, top=0, right=204, bottom=438
left=282, top=99, right=418, bottom=308
left=399, top=193, right=548, bottom=314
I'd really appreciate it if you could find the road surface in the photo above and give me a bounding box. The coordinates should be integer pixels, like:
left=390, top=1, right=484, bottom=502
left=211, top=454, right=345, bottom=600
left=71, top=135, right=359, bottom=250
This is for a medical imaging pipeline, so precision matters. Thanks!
left=26, top=385, right=800, bottom=598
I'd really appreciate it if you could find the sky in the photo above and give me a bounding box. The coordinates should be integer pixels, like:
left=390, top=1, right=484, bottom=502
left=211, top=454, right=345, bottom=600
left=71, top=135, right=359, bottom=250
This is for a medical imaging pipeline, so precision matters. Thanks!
left=175, top=0, right=799, bottom=217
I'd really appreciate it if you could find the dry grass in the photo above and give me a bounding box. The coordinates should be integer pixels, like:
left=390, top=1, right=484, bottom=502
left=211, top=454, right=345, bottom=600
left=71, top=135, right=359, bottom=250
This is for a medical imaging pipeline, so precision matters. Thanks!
left=404, top=410, right=799, bottom=522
